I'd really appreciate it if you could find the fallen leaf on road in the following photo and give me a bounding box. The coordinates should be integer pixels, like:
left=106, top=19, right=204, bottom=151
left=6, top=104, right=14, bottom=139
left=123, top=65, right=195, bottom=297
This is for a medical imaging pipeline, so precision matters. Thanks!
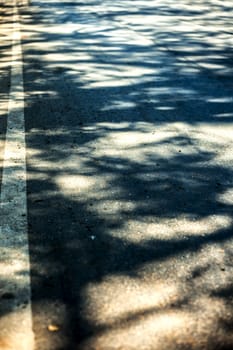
left=48, top=324, right=60, bottom=332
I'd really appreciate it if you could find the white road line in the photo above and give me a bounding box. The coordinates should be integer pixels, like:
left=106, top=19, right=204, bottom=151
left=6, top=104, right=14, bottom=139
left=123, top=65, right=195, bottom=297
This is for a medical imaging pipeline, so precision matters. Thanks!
left=0, top=1, right=34, bottom=349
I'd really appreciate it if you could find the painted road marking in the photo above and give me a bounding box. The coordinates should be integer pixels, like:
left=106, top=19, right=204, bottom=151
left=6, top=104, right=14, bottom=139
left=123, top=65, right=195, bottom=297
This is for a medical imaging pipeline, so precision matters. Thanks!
left=0, top=1, right=34, bottom=349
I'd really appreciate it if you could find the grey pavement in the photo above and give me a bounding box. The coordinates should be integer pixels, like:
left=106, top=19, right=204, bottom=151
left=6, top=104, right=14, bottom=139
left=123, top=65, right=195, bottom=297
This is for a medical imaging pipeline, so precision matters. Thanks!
left=1, top=0, right=233, bottom=349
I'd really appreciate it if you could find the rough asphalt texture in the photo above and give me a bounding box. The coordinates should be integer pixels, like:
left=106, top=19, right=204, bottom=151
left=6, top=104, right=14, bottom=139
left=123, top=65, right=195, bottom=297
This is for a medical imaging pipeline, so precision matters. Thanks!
left=1, top=0, right=233, bottom=349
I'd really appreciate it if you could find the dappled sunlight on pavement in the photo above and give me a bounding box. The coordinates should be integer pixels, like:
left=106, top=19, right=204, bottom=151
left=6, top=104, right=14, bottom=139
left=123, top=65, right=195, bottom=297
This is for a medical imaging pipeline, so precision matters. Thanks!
left=10, top=0, right=233, bottom=348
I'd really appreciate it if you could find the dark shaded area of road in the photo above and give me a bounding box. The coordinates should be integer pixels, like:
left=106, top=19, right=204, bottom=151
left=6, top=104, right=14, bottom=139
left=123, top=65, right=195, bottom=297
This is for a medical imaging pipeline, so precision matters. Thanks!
left=2, top=0, right=233, bottom=349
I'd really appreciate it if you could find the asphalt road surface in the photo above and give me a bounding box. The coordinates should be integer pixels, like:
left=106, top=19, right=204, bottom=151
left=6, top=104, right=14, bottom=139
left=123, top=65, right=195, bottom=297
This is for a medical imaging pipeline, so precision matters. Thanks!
left=0, top=0, right=233, bottom=349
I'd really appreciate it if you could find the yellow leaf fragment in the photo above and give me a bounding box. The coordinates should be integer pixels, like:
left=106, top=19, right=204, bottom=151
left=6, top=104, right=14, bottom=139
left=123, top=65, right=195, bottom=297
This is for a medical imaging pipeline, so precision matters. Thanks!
left=48, top=324, right=59, bottom=332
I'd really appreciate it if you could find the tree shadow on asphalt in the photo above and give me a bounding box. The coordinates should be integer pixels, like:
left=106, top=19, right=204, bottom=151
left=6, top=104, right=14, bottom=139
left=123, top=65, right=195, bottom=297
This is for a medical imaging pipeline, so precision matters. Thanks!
left=22, top=1, right=233, bottom=349
left=1, top=1, right=233, bottom=349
